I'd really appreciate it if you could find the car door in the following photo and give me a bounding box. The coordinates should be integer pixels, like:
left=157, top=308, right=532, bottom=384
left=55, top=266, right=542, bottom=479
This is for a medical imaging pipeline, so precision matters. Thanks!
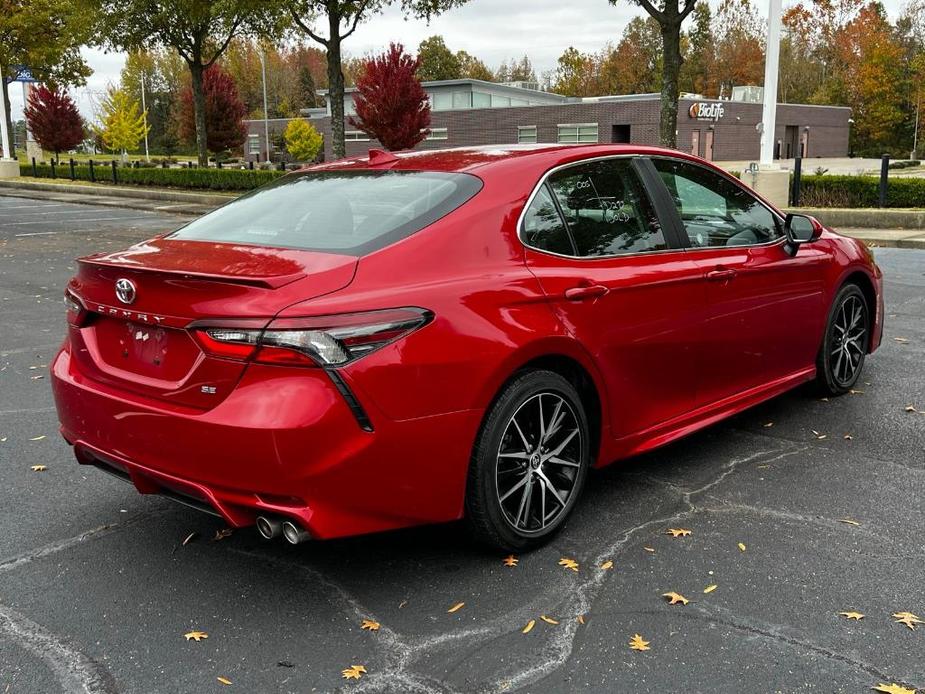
left=647, top=156, right=829, bottom=407
left=521, top=156, right=704, bottom=439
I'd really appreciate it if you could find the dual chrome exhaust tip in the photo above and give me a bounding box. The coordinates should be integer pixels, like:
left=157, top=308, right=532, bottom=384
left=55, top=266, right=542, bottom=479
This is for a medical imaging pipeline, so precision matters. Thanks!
left=256, top=515, right=310, bottom=545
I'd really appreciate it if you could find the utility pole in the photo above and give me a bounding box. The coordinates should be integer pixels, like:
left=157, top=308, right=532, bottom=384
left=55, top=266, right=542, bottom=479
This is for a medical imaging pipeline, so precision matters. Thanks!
left=140, top=72, right=150, bottom=162
left=260, top=51, right=271, bottom=164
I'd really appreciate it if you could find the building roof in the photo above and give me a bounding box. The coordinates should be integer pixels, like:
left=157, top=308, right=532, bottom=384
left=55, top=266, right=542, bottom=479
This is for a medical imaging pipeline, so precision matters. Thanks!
left=318, top=78, right=569, bottom=102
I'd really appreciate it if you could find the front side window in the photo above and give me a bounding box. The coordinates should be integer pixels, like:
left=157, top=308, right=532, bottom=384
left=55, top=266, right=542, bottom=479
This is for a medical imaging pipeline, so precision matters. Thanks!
left=545, top=159, right=665, bottom=257
left=652, top=158, right=782, bottom=248
left=170, top=171, right=482, bottom=256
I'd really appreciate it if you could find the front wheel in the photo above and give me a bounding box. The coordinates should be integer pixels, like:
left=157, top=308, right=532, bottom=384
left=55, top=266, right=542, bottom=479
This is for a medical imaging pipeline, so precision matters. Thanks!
left=816, top=284, right=869, bottom=395
left=466, top=370, right=591, bottom=551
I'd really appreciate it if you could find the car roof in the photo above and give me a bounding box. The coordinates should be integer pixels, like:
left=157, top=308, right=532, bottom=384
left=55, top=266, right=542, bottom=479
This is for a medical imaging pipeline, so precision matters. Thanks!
left=301, top=143, right=694, bottom=174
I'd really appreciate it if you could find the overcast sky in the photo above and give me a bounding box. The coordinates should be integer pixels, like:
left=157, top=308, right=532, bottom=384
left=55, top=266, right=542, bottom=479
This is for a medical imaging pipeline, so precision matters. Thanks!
left=7, top=0, right=908, bottom=122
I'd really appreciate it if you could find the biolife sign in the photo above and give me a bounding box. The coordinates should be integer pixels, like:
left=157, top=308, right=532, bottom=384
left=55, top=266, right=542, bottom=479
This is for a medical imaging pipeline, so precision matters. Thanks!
left=688, top=102, right=725, bottom=121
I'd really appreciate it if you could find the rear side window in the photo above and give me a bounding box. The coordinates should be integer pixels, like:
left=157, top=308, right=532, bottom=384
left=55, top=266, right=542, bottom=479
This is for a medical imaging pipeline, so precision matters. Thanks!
left=521, top=185, right=574, bottom=255
left=524, top=159, right=665, bottom=258
left=170, top=170, right=482, bottom=255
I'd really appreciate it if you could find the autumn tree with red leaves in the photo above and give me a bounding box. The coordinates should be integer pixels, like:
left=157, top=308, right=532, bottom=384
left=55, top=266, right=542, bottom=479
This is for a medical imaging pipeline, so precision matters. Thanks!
left=348, top=43, right=431, bottom=152
left=23, top=85, right=84, bottom=159
left=178, top=65, right=247, bottom=155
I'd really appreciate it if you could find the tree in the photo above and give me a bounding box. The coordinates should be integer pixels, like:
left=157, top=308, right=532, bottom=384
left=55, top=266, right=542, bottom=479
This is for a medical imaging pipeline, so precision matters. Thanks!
left=417, top=35, right=461, bottom=81
left=23, top=85, right=84, bottom=159
left=348, top=42, right=430, bottom=151
left=119, top=49, right=187, bottom=155
left=92, top=0, right=286, bottom=166
left=178, top=66, right=247, bottom=154
left=0, top=0, right=91, bottom=156
left=299, top=65, right=319, bottom=107
left=602, top=17, right=662, bottom=95
left=713, top=0, right=765, bottom=97
left=611, top=0, right=699, bottom=148
left=290, top=0, right=470, bottom=160
left=284, top=117, right=323, bottom=160
left=551, top=47, right=597, bottom=97
left=457, top=51, right=493, bottom=81
left=497, top=55, right=537, bottom=83
left=98, top=86, right=149, bottom=160
left=680, top=3, right=715, bottom=95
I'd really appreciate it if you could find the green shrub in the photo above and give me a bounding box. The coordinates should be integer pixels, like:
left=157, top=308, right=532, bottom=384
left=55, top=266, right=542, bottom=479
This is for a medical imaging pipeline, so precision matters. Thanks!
left=21, top=162, right=285, bottom=191
left=798, top=174, right=925, bottom=208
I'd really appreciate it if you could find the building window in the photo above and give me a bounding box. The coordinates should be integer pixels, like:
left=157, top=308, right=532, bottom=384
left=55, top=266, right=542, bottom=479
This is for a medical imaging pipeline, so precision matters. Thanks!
left=557, top=123, right=599, bottom=144
left=247, top=134, right=261, bottom=154
left=431, top=91, right=452, bottom=111
left=472, top=91, right=491, bottom=109
left=426, top=128, right=448, bottom=141
left=517, top=126, right=537, bottom=144
left=491, top=94, right=511, bottom=108
left=452, top=91, right=471, bottom=109
left=345, top=131, right=370, bottom=141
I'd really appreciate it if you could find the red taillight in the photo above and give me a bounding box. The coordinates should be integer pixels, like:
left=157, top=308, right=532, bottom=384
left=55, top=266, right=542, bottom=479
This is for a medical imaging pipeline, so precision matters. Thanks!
left=64, top=290, right=87, bottom=327
left=190, top=308, right=432, bottom=367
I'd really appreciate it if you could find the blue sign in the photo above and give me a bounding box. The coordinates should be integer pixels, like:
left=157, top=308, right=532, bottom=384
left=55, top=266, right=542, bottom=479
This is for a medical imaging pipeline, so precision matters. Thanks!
left=3, top=65, right=39, bottom=85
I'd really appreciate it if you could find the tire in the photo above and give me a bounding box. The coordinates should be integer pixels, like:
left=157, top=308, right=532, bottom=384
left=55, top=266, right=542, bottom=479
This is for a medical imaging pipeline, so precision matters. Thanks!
left=466, top=370, right=591, bottom=551
left=816, top=283, right=869, bottom=395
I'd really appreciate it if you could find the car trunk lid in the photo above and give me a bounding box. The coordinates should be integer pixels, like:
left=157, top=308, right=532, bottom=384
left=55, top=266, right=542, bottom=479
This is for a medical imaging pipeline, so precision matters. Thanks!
left=67, top=238, right=357, bottom=409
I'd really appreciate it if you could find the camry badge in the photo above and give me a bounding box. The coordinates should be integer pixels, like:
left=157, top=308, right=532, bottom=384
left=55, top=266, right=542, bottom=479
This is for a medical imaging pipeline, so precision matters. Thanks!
left=115, top=278, right=136, bottom=305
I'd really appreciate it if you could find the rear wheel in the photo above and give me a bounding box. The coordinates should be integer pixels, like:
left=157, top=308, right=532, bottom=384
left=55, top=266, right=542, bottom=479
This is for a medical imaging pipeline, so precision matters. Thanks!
left=816, top=283, right=869, bottom=395
left=466, top=370, right=590, bottom=551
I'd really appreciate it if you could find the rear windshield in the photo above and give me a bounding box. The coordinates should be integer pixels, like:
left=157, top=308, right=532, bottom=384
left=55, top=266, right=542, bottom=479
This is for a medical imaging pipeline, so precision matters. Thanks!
left=169, top=170, right=482, bottom=255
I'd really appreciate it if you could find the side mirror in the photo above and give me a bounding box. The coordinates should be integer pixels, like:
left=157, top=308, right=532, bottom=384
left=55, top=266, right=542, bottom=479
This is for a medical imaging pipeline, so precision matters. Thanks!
left=783, top=213, right=823, bottom=255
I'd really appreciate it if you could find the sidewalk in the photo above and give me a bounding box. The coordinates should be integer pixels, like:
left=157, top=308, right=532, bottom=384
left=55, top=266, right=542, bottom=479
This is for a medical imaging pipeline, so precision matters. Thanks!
left=1, top=178, right=923, bottom=248
left=0, top=178, right=234, bottom=216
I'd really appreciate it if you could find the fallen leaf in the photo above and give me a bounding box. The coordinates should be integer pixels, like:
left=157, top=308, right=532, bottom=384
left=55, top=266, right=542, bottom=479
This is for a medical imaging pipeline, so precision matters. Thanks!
left=763, top=421, right=774, bottom=427
left=812, top=430, right=827, bottom=440
left=522, top=619, right=536, bottom=634
left=893, top=337, right=910, bottom=343
left=184, top=630, right=208, bottom=642
left=666, top=528, right=692, bottom=537
left=0, top=437, right=6, bottom=442
left=892, top=611, right=924, bottom=630
left=502, top=555, right=518, bottom=567
left=181, top=532, right=197, bottom=546
left=819, top=397, right=829, bottom=402
left=643, top=547, right=655, bottom=553
left=30, top=465, right=47, bottom=472
left=277, top=661, right=294, bottom=668
left=447, top=602, right=465, bottom=613
left=738, top=542, right=747, bottom=552
left=540, top=615, right=559, bottom=625
left=211, top=529, right=232, bottom=542
left=872, top=684, right=916, bottom=694
left=398, top=600, right=407, bottom=609
left=703, top=584, right=718, bottom=594
left=360, top=619, right=380, bottom=631
left=837, top=518, right=861, bottom=526
left=839, top=611, right=865, bottom=620
left=662, top=591, right=689, bottom=606
left=844, top=433, right=854, bottom=440
left=600, top=560, right=613, bottom=570
left=558, top=557, right=579, bottom=572
left=905, top=405, right=921, bottom=413
left=341, top=665, right=367, bottom=680
left=756, top=464, right=770, bottom=469
left=577, top=615, right=586, bottom=624
left=216, top=676, right=232, bottom=686
left=29, top=435, right=45, bottom=441
left=629, top=633, right=650, bottom=651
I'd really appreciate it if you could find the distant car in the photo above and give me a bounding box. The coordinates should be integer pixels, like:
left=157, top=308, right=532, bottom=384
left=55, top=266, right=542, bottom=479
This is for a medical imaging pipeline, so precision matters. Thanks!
left=51, top=144, right=883, bottom=551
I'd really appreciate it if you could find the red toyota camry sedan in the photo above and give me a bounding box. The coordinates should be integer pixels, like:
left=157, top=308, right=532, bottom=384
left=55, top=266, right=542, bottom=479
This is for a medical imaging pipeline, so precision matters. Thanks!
left=51, top=144, right=883, bottom=550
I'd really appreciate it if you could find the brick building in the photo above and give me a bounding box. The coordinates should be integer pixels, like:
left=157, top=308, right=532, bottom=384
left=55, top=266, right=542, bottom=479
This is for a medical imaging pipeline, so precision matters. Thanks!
left=244, top=79, right=850, bottom=164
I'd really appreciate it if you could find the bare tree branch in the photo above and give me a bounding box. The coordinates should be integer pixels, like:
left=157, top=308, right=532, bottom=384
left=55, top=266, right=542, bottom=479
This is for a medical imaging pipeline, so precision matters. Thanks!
left=291, top=10, right=329, bottom=46
left=342, top=0, right=375, bottom=40
left=203, top=16, right=243, bottom=67
left=635, top=0, right=667, bottom=24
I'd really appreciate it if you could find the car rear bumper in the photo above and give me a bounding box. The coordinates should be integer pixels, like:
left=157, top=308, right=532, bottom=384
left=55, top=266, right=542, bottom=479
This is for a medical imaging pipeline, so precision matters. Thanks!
left=51, top=344, right=482, bottom=539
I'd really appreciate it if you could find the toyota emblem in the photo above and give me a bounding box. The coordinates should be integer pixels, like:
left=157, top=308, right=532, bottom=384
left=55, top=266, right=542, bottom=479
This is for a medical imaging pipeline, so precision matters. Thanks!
left=115, top=278, right=137, bottom=305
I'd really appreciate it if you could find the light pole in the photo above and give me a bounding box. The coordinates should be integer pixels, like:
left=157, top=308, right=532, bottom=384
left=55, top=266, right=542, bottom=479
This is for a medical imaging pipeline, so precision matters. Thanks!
left=759, top=0, right=783, bottom=166
left=260, top=51, right=270, bottom=164
left=140, top=71, right=150, bottom=162
left=0, top=78, right=12, bottom=162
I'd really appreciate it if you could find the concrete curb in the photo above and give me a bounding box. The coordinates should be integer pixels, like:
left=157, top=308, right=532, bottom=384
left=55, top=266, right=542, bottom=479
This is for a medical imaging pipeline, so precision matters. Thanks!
left=788, top=207, right=925, bottom=230
left=0, top=179, right=236, bottom=206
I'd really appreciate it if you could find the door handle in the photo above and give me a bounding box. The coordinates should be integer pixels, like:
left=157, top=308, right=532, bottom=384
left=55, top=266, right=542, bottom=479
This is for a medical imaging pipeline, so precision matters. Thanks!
left=564, top=284, right=609, bottom=301
left=705, top=267, right=737, bottom=282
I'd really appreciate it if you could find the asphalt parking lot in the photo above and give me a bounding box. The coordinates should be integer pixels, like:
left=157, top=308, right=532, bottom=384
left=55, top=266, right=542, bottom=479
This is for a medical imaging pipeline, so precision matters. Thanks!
left=1, top=194, right=924, bottom=694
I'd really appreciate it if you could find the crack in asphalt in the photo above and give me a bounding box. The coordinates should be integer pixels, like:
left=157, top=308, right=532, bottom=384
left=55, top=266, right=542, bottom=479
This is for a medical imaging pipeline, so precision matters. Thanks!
left=0, top=604, right=118, bottom=694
